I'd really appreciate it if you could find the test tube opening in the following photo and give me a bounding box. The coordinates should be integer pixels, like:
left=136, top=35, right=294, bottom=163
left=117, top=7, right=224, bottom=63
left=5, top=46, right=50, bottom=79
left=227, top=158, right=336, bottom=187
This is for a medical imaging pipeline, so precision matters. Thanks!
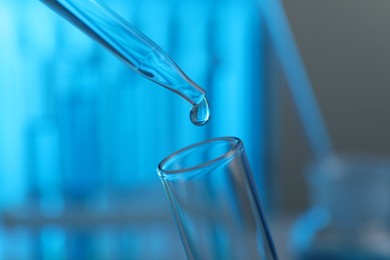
left=157, top=137, right=242, bottom=178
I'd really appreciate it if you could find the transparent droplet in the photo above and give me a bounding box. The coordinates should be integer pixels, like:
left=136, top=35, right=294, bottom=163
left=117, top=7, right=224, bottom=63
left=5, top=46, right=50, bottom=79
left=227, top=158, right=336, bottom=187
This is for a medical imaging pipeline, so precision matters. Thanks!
left=190, top=96, right=210, bottom=126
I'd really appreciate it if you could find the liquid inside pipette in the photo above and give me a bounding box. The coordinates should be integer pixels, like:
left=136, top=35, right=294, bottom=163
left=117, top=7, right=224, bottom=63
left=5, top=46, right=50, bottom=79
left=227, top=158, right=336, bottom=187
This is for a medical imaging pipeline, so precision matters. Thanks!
left=40, top=0, right=210, bottom=126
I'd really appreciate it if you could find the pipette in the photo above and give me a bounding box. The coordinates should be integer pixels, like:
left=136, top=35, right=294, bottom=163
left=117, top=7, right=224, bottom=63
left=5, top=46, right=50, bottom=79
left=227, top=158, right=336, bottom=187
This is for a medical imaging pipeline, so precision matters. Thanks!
left=40, top=0, right=210, bottom=126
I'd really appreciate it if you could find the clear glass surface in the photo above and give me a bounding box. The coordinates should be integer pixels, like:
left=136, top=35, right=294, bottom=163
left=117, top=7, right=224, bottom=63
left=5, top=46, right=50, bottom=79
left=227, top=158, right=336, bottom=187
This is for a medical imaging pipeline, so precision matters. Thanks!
left=157, top=137, right=278, bottom=259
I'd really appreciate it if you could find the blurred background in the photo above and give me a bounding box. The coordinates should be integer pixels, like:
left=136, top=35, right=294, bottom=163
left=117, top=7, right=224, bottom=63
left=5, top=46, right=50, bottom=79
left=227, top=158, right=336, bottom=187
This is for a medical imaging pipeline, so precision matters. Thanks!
left=0, top=0, right=389, bottom=259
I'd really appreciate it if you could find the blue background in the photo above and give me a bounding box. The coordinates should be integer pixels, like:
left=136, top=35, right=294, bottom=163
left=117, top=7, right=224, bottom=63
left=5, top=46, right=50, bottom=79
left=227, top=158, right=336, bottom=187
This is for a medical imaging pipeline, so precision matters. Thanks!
left=0, top=0, right=271, bottom=258
left=3, top=1, right=390, bottom=259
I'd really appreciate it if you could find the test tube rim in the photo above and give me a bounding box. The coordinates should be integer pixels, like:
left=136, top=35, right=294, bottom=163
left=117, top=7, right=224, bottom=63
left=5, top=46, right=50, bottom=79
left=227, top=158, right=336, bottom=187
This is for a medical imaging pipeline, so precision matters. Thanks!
left=157, top=136, right=243, bottom=179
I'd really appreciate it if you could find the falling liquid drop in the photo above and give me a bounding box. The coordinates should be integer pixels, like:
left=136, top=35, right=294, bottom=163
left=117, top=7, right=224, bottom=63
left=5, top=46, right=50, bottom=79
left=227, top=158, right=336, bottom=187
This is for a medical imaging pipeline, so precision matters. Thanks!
left=190, top=96, right=210, bottom=126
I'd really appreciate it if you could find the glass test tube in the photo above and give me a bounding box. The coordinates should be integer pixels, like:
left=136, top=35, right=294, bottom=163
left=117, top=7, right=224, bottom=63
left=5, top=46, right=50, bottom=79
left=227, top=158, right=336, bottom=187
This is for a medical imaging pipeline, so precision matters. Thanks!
left=157, top=137, right=278, bottom=259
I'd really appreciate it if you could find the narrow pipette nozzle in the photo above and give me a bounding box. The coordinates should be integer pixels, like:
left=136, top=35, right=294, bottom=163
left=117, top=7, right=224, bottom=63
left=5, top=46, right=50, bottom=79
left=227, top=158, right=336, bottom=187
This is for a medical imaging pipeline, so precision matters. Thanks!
left=40, top=0, right=209, bottom=125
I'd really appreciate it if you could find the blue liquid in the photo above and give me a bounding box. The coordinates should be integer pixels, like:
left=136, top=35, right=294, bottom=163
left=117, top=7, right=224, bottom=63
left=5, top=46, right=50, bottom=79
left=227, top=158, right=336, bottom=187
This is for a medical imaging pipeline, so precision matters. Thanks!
left=40, top=0, right=210, bottom=126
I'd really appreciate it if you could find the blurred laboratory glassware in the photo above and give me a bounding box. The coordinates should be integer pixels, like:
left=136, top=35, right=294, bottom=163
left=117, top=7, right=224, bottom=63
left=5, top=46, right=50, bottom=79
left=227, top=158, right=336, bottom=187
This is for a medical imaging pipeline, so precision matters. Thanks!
left=258, top=0, right=333, bottom=158
left=0, top=192, right=186, bottom=259
left=290, top=154, right=390, bottom=259
left=39, top=0, right=209, bottom=126
left=157, top=137, right=278, bottom=259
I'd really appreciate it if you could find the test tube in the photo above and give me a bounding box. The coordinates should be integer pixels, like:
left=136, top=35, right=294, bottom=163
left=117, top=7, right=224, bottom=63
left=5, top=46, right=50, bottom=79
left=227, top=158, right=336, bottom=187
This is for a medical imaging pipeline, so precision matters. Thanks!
left=157, top=137, right=278, bottom=259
